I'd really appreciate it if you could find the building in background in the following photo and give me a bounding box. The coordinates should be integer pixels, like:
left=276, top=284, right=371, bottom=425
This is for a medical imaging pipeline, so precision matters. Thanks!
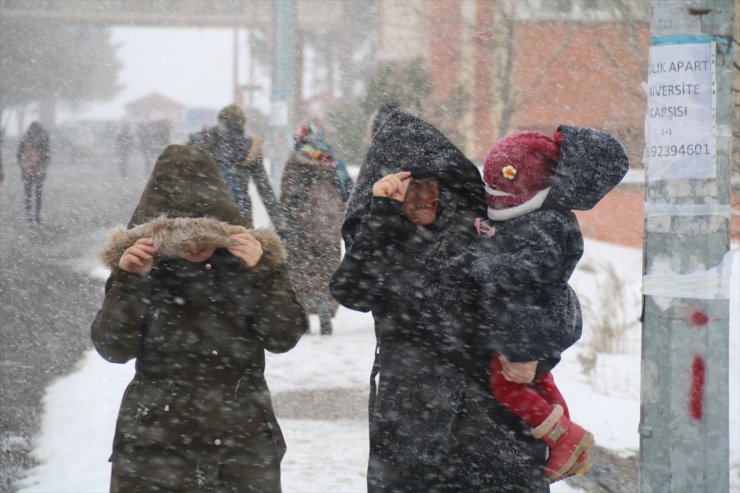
left=124, top=92, right=184, bottom=130
left=377, top=0, right=649, bottom=165
left=123, top=92, right=184, bottom=169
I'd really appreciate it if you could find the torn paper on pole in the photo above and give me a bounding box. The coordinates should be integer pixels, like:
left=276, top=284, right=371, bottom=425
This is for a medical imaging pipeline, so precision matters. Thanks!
left=642, top=249, right=735, bottom=302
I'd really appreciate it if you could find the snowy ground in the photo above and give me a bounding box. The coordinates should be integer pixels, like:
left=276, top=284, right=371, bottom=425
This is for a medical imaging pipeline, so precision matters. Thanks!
left=11, top=194, right=740, bottom=492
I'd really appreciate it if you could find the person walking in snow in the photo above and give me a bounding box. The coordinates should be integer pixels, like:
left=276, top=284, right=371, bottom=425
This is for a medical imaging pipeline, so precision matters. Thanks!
left=280, top=120, right=353, bottom=335
left=471, top=127, right=629, bottom=482
left=16, top=121, right=50, bottom=225
left=91, top=144, right=307, bottom=492
left=190, top=104, right=283, bottom=230
left=114, top=123, right=135, bottom=179
left=331, top=108, right=548, bottom=492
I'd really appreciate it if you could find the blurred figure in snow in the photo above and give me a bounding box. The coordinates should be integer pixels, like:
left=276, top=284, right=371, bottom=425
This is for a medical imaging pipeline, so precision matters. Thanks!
left=16, top=121, right=50, bottom=225
left=280, top=119, right=353, bottom=335
left=137, top=119, right=171, bottom=175
left=114, top=123, right=134, bottom=179
left=189, top=104, right=283, bottom=230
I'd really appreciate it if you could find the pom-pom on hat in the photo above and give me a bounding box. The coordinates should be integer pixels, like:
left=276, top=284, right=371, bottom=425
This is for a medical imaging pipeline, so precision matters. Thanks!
left=483, top=131, right=560, bottom=210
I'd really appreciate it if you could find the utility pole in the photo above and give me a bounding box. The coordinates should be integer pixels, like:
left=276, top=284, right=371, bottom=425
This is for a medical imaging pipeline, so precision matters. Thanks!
left=269, top=0, right=295, bottom=195
left=641, top=1, right=734, bottom=492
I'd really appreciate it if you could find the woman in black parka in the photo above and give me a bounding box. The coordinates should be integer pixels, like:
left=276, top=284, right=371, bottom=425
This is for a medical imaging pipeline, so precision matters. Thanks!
left=330, top=109, right=548, bottom=492
left=91, top=145, right=307, bottom=492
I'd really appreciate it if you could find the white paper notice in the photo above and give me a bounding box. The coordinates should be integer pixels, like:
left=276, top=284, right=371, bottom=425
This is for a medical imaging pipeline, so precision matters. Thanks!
left=645, top=42, right=715, bottom=181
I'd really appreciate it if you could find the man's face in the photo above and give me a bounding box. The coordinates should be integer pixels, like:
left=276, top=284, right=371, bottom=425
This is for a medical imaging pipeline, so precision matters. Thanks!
left=402, top=176, right=440, bottom=226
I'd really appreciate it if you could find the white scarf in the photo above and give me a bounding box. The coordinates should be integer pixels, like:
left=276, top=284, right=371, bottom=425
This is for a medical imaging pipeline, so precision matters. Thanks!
left=485, top=187, right=551, bottom=221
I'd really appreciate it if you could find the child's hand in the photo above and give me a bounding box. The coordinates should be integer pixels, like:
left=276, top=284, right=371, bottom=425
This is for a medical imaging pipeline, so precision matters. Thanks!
left=119, top=238, right=156, bottom=274
left=228, top=232, right=263, bottom=267
left=372, top=171, right=412, bottom=202
left=498, top=354, right=537, bottom=384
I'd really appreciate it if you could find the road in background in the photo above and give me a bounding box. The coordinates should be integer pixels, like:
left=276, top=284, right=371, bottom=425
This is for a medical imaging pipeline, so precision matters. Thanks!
left=0, top=135, right=148, bottom=492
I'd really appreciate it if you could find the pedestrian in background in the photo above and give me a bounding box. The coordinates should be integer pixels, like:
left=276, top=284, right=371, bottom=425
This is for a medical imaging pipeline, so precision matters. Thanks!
left=280, top=120, right=353, bottom=334
left=137, top=119, right=171, bottom=175
left=114, top=123, right=135, bottom=179
left=190, top=104, right=283, bottom=230
left=16, top=121, right=50, bottom=225
left=92, top=144, right=307, bottom=492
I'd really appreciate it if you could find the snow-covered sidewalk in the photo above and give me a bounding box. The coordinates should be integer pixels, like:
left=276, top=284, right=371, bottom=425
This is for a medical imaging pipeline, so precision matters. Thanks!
left=13, top=240, right=740, bottom=492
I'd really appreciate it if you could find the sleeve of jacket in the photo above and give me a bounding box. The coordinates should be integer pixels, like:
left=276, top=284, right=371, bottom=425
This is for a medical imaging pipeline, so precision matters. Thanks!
left=90, top=269, right=151, bottom=364
left=330, top=197, right=409, bottom=312
left=247, top=237, right=308, bottom=353
left=250, top=153, right=285, bottom=229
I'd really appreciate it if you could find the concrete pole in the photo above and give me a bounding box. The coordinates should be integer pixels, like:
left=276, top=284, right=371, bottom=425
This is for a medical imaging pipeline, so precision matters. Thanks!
left=640, top=1, right=734, bottom=492
left=269, top=0, right=295, bottom=195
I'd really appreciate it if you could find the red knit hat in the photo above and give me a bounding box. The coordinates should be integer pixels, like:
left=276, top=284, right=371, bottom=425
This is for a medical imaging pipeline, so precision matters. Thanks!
left=483, top=131, right=561, bottom=210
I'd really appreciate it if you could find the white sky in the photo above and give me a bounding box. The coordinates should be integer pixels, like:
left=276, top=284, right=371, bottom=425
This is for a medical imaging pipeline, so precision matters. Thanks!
left=59, top=27, right=269, bottom=123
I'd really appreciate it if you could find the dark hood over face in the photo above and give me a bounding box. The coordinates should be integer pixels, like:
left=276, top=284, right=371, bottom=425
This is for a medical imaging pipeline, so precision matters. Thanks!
left=127, top=144, right=245, bottom=229
left=342, top=109, right=485, bottom=247
left=544, top=125, right=629, bottom=211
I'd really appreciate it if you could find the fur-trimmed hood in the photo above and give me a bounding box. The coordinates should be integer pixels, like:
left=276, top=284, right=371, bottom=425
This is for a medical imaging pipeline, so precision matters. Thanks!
left=126, top=144, right=245, bottom=229
left=100, top=216, right=284, bottom=270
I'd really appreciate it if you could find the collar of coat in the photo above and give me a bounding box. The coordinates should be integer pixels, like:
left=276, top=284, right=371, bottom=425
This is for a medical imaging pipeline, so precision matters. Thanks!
left=100, top=215, right=284, bottom=270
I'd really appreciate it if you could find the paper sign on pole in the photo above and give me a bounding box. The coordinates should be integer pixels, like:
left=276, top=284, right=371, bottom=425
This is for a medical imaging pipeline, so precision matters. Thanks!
left=645, top=42, right=715, bottom=181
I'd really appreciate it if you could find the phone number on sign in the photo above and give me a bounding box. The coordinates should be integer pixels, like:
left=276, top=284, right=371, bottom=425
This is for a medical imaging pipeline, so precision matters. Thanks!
left=648, top=143, right=711, bottom=158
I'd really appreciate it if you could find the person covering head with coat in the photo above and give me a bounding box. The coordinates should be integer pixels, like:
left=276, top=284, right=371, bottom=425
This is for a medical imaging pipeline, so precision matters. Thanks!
left=16, top=121, right=51, bottom=225
left=91, top=144, right=307, bottom=492
left=189, top=104, right=283, bottom=230
left=331, top=108, right=548, bottom=492
left=472, top=126, right=629, bottom=483
left=280, top=119, right=353, bottom=335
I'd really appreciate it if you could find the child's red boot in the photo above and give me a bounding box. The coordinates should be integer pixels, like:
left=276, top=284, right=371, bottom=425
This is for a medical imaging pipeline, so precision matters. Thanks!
left=531, top=404, right=594, bottom=482
left=530, top=373, right=593, bottom=479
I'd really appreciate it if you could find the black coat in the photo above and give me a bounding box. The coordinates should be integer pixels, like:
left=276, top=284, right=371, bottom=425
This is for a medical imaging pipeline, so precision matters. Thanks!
left=471, top=125, right=629, bottom=366
left=331, top=110, right=548, bottom=492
